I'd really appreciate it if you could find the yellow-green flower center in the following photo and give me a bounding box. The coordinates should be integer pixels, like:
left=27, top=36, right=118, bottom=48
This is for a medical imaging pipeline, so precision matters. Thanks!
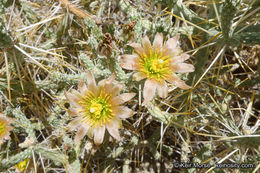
left=150, top=59, right=164, bottom=73
left=139, top=49, right=171, bottom=81
left=89, top=101, right=104, bottom=117
left=79, top=92, right=114, bottom=126
left=0, top=121, right=5, bottom=136
left=16, top=158, right=30, bottom=171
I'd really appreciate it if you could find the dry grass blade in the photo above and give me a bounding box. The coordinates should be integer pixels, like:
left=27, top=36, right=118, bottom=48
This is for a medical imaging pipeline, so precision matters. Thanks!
left=194, top=46, right=226, bottom=87
left=14, top=45, right=50, bottom=73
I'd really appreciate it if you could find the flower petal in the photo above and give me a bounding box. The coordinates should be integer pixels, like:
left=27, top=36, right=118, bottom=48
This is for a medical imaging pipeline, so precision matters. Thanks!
left=166, top=74, right=191, bottom=89
left=78, top=79, right=88, bottom=94
left=111, top=83, right=123, bottom=97
left=74, top=125, right=90, bottom=144
left=67, top=117, right=82, bottom=130
left=173, top=63, right=195, bottom=73
left=165, top=35, right=179, bottom=50
left=163, top=35, right=179, bottom=56
left=106, top=73, right=116, bottom=82
left=110, top=93, right=136, bottom=106
left=67, top=108, right=79, bottom=117
left=128, top=43, right=145, bottom=55
left=99, top=73, right=116, bottom=93
left=99, top=73, right=115, bottom=86
left=172, top=53, right=190, bottom=63
left=86, top=71, right=97, bottom=94
left=142, top=36, right=152, bottom=55
left=180, top=53, right=190, bottom=62
left=112, top=106, right=134, bottom=119
left=153, top=33, right=164, bottom=51
left=87, top=127, right=94, bottom=139
left=120, top=54, right=138, bottom=70
left=133, top=72, right=146, bottom=81
left=64, top=90, right=81, bottom=107
left=93, top=126, right=105, bottom=145
left=3, top=133, right=11, bottom=140
left=106, top=118, right=122, bottom=141
left=143, top=79, right=157, bottom=105
left=157, top=81, right=168, bottom=98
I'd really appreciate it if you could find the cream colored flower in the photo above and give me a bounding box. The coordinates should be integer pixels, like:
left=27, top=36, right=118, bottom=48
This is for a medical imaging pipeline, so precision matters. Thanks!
left=0, top=113, right=13, bottom=147
left=120, top=33, right=194, bottom=104
left=65, top=71, right=135, bottom=145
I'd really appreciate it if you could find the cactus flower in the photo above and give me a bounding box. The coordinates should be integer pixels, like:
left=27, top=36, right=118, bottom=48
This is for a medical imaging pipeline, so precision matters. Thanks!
left=121, top=33, right=194, bottom=104
left=65, top=71, right=135, bottom=145
left=15, top=158, right=30, bottom=172
left=0, top=113, right=13, bottom=147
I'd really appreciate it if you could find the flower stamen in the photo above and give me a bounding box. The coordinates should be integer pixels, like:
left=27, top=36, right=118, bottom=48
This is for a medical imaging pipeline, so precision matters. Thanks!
left=0, top=122, right=4, bottom=135
left=139, top=49, right=171, bottom=81
left=89, top=101, right=103, bottom=116
left=78, top=92, right=114, bottom=127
